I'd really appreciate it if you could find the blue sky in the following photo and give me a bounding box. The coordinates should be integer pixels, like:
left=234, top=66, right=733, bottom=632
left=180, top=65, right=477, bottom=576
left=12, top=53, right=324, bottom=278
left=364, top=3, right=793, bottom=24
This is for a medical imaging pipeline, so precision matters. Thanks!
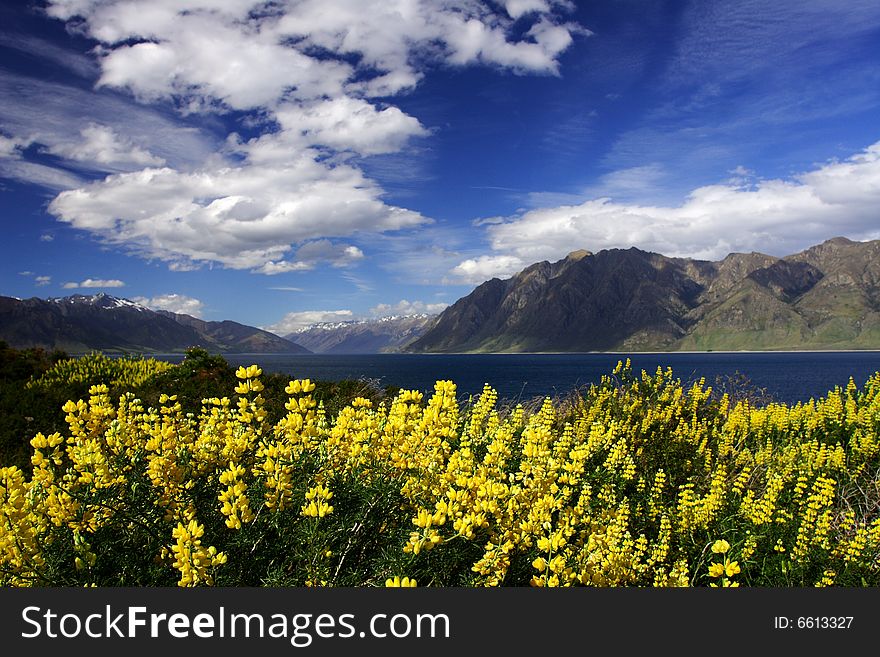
left=2, top=0, right=880, bottom=334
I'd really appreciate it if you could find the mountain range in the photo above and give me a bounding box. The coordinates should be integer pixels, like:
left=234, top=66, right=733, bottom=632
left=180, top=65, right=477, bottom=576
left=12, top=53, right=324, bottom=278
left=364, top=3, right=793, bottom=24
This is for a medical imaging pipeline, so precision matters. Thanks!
left=0, top=294, right=308, bottom=353
left=3, top=237, right=879, bottom=355
left=408, top=237, right=880, bottom=352
left=287, top=315, right=436, bottom=354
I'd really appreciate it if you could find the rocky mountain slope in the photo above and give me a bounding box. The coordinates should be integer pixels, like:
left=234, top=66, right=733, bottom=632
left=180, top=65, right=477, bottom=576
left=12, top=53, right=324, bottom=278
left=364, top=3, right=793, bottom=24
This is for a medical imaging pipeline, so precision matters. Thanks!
left=408, top=237, right=880, bottom=352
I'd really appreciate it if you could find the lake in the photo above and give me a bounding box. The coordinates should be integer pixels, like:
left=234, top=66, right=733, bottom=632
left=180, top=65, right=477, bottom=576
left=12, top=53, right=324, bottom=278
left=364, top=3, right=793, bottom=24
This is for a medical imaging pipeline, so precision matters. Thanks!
left=150, top=351, right=880, bottom=405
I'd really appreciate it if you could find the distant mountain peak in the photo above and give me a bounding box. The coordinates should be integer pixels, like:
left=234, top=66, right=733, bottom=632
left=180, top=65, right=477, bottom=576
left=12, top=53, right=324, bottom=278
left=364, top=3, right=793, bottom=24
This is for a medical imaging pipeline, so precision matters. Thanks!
left=49, top=293, right=148, bottom=312
left=289, top=314, right=436, bottom=354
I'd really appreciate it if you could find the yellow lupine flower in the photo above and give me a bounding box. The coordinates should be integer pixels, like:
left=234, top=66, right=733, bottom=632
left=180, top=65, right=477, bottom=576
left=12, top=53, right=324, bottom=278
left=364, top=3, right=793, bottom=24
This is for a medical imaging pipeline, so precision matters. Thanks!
left=385, top=576, right=417, bottom=587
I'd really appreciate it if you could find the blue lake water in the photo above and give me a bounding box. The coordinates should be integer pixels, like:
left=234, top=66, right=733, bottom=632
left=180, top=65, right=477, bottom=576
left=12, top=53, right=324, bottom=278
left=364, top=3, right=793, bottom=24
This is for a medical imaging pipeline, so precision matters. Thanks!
left=152, top=351, right=880, bottom=405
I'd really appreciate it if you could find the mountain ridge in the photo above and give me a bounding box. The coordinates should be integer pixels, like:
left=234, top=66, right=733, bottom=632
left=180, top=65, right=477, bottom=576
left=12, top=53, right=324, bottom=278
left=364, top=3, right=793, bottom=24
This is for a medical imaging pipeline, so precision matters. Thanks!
left=408, top=237, right=880, bottom=353
left=0, top=293, right=310, bottom=354
left=288, top=314, right=436, bottom=353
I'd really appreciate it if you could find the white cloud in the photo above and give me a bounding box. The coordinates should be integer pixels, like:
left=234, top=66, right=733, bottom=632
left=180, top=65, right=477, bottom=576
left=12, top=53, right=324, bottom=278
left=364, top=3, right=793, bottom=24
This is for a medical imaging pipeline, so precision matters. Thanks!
left=131, top=293, right=204, bottom=317
left=450, top=254, right=526, bottom=283
left=265, top=309, right=355, bottom=335
left=451, top=141, right=880, bottom=279
left=503, top=1, right=552, bottom=20
left=62, top=278, right=126, bottom=288
left=258, top=97, right=430, bottom=158
left=32, top=0, right=584, bottom=273
left=369, top=300, right=448, bottom=317
left=16, top=271, right=52, bottom=286
left=256, top=261, right=314, bottom=276
left=49, top=163, right=424, bottom=269
left=51, top=123, right=165, bottom=168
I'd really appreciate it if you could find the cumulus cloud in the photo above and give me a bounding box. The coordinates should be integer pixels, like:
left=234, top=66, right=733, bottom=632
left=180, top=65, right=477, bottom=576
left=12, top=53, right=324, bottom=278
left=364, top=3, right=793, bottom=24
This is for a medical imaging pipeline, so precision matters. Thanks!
left=265, top=310, right=355, bottom=335
left=33, top=0, right=584, bottom=272
left=62, top=278, right=125, bottom=288
left=50, top=123, right=165, bottom=168
left=451, top=254, right=527, bottom=283
left=49, top=162, right=422, bottom=269
left=451, top=141, right=880, bottom=281
left=131, top=293, right=204, bottom=317
left=369, top=300, right=448, bottom=317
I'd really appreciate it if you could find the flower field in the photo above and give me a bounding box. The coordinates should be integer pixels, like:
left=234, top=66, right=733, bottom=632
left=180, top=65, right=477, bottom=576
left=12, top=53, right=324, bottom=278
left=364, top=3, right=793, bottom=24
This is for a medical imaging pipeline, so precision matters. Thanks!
left=1, top=356, right=879, bottom=587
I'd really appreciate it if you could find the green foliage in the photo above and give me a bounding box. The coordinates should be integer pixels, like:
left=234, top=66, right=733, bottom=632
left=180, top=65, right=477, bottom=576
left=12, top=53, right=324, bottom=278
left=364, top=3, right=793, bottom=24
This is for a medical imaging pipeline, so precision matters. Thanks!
left=0, top=342, right=71, bottom=472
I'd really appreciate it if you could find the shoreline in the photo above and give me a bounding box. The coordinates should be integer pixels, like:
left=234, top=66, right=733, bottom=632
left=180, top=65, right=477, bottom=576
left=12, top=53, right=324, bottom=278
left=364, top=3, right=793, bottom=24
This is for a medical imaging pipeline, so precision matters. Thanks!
left=77, top=348, right=880, bottom=357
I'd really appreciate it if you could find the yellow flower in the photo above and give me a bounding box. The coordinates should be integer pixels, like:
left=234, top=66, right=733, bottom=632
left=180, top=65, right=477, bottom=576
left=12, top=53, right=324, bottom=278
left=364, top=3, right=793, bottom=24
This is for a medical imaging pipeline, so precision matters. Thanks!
left=710, top=539, right=730, bottom=554
left=725, top=561, right=741, bottom=577
left=385, top=576, right=417, bottom=587
left=235, top=365, right=262, bottom=379
left=708, top=562, right=726, bottom=578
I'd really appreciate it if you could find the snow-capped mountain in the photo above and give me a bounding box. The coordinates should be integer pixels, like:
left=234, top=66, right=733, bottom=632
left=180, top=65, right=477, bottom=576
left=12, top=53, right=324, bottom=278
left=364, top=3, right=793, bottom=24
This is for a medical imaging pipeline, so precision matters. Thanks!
left=287, top=314, right=436, bottom=353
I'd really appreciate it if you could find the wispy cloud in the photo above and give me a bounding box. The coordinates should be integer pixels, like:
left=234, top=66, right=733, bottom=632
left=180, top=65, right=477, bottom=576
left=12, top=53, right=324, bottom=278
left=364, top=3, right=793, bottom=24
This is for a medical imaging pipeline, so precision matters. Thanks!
left=600, top=1, right=880, bottom=179
left=0, top=32, right=98, bottom=79
left=0, top=72, right=217, bottom=176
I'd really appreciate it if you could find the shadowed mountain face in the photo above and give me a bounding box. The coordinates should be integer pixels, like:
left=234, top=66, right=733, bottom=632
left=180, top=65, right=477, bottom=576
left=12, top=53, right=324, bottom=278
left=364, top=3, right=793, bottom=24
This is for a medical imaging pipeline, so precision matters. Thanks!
left=0, top=294, right=309, bottom=353
left=408, top=238, right=880, bottom=353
